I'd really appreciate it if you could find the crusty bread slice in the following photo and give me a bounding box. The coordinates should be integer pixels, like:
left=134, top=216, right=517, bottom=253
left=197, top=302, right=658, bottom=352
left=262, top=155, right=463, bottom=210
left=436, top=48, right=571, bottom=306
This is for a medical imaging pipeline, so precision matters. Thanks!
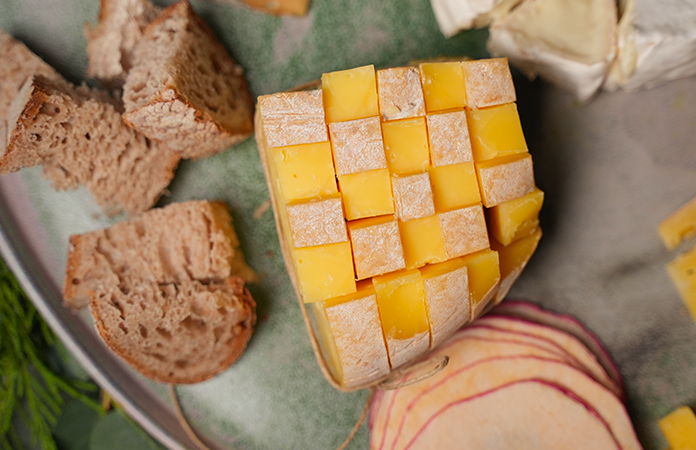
left=0, top=75, right=180, bottom=216
left=122, top=0, right=254, bottom=159
left=91, top=276, right=255, bottom=384
left=64, top=200, right=257, bottom=310
left=84, top=0, right=162, bottom=90
left=0, top=31, right=67, bottom=120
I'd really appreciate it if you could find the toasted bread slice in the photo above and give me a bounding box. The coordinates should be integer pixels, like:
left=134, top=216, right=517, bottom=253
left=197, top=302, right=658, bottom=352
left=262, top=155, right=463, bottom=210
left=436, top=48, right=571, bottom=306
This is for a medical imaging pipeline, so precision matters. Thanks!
left=122, top=0, right=254, bottom=159
left=1, top=75, right=180, bottom=215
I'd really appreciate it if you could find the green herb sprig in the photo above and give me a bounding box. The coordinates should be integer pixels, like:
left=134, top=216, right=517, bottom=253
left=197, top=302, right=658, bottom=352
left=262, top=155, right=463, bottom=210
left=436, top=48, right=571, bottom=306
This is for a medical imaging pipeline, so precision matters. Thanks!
left=0, top=257, right=103, bottom=450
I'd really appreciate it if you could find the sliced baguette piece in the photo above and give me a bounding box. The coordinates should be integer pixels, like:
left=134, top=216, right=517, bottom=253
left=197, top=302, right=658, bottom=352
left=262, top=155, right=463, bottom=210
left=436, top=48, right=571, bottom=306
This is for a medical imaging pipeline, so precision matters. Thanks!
left=64, top=200, right=257, bottom=310
left=91, top=276, right=256, bottom=384
left=1, top=75, right=180, bottom=216
left=122, top=0, right=254, bottom=159
left=84, top=0, right=162, bottom=90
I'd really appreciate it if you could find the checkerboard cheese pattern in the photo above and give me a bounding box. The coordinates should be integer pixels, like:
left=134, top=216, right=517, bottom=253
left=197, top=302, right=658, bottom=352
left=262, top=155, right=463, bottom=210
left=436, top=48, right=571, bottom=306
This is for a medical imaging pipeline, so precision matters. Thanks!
left=258, top=58, right=544, bottom=389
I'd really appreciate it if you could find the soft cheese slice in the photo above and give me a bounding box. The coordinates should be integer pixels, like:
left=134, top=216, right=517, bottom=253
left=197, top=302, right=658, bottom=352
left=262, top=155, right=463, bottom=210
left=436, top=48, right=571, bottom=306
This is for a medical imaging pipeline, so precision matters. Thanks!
left=487, top=0, right=617, bottom=102
left=606, top=0, right=696, bottom=91
left=430, top=0, right=523, bottom=37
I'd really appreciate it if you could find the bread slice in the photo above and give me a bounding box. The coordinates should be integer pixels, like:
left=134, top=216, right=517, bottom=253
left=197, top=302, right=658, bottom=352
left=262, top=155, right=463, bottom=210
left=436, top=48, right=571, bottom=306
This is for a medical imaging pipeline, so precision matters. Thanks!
left=84, top=0, right=162, bottom=90
left=0, top=75, right=180, bottom=216
left=91, top=276, right=255, bottom=384
left=64, top=200, right=257, bottom=310
left=122, top=0, right=254, bottom=159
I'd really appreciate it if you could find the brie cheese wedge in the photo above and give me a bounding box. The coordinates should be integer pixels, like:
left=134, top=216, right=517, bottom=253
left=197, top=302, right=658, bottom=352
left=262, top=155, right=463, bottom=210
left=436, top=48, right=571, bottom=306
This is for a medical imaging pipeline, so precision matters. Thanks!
left=605, top=0, right=696, bottom=91
left=487, top=0, right=617, bottom=102
left=430, top=0, right=523, bottom=37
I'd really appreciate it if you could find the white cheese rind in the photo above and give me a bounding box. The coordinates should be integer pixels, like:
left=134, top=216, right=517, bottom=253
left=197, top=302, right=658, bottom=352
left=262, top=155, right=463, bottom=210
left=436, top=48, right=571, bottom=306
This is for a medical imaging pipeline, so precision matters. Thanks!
left=487, top=0, right=616, bottom=102
left=606, top=0, right=696, bottom=91
left=430, top=0, right=522, bottom=37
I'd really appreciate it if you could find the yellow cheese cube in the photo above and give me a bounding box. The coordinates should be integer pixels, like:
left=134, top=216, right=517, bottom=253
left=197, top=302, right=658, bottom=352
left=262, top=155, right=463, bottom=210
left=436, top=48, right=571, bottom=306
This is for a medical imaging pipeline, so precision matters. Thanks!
left=292, top=242, right=356, bottom=303
left=420, top=258, right=470, bottom=348
left=426, top=110, right=473, bottom=167
left=491, top=228, right=542, bottom=304
left=476, top=153, right=535, bottom=208
left=439, top=204, right=490, bottom=259
left=258, top=90, right=328, bottom=148
left=461, top=58, right=516, bottom=109
left=487, top=188, right=544, bottom=246
left=312, top=281, right=390, bottom=388
left=377, top=67, right=426, bottom=121
left=329, top=116, right=387, bottom=176
left=322, top=65, right=379, bottom=123
left=382, top=117, right=430, bottom=175
left=338, top=169, right=395, bottom=220
left=461, top=249, right=500, bottom=314
left=272, top=142, right=337, bottom=202
left=286, top=196, right=347, bottom=248
left=430, top=162, right=481, bottom=213
left=667, top=244, right=696, bottom=322
left=373, top=269, right=430, bottom=368
left=466, top=103, right=527, bottom=162
left=400, top=216, right=448, bottom=270
left=419, top=61, right=467, bottom=112
left=392, top=172, right=435, bottom=221
left=658, top=406, right=696, bottom=450
left=348, top=215, right=406, bottom=280
left=659, top=196, right=696, bottom=250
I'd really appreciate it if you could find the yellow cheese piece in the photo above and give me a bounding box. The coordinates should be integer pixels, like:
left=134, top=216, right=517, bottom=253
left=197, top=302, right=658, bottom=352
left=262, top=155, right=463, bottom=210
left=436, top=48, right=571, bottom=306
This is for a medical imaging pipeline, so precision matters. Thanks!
left=491, top=228, right=542, bottom=303
left=430, top=162, right=482, bottom=213
left=420, top=258, right=470, bottom=348
left=419, top=61, right=467, bottom=112
left=348, top=215, right=406, bottom=280
left=377, top=67, right=426, bottom=122
left=322, top=65, right=379, bottom=123
left=466, top=103, right=528, bottom=162
left=392, top=172, right=436, bottom=221
left=338, top=169, right=395, bottom=220
left=313, top=281, right=391, bottom=388
left=476, top=153, right=535, bottom=208
left=658, top=196, right=696, bottom=250
left=382, top=117, right=430, bottom=175
left=426, top=110, right=473, bottom=167
left=439, top=204, right=490, bottom=259
left=487, top=187, right=544, bottom=246
left=461, top=249, right=500, bottom=313
left=272, top=142, right=337, bottom=202
left=373, top=269, right=430, bottom=368
left=258, top=90, right=328, bottom=149
left=667, top=243, right=696, bottom=322
left=292, top=242, right=356, bottom=303
left=400, top=216, right=448, bottom=270
left=329, top=116, right=387, bottom=176
left=658, top=406, right=696, bottom=450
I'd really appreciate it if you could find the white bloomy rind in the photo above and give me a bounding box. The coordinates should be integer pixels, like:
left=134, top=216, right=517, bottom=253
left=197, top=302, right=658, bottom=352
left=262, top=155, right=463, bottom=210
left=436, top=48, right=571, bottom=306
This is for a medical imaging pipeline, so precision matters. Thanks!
left=430, top=0, right=522, bottom=37
left=487, top=0, right=617, bottom=102
left=605, top=0, right=696, bottom=91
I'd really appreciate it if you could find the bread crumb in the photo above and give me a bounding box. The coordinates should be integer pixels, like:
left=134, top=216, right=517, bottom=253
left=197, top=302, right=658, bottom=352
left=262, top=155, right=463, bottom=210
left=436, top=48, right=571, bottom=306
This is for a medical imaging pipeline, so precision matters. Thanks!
left=254, top=199, right=271, bottom=219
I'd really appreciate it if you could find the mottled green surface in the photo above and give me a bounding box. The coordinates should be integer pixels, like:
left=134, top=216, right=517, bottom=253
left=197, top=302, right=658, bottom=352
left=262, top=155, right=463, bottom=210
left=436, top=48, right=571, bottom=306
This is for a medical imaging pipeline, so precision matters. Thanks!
left=0, top=1, right=487, bottom=448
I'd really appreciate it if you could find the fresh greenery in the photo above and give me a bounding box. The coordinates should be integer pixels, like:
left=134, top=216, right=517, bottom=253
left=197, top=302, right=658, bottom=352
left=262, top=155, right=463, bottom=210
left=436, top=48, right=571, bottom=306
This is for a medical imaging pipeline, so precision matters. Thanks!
left=0, top=258, right=102, bottom=450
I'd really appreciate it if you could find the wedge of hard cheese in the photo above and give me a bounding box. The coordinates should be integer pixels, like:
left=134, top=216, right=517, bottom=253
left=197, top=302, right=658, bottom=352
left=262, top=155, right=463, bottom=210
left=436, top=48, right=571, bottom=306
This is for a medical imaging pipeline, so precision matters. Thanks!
left=256, top=58, right=543, bottom=390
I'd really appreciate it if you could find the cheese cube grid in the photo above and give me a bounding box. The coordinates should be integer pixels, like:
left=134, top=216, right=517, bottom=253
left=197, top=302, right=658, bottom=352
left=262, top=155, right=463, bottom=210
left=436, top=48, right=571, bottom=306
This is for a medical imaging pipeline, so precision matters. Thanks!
left=258, top=58, right=541, bottom=389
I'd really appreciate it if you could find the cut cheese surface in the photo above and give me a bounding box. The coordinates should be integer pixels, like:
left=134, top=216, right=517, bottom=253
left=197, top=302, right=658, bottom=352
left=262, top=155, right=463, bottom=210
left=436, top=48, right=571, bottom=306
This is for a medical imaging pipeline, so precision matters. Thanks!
left=420, top=61, right=467, bottom=112
left=258, top=58, right=539, bottom=389
left=382, top=117, right=430, bottom=175
left=658, top=406, right=696, bottom=450
left=272, top=142, right=337, bottom=202
left=430, top=162, right=481, bottom=212
left=322, top=65, right=379, bottom=123
left=487, top=187, right=544, bottom=245
left=467, top=102, right=527, bottom=162
left=400, top=216, right=448, bottom=270
left=292, top=242, right=356, bottom=303
left=659, top=195, right=696, bottom=250
left=338, top=169, right=394, bottom=220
